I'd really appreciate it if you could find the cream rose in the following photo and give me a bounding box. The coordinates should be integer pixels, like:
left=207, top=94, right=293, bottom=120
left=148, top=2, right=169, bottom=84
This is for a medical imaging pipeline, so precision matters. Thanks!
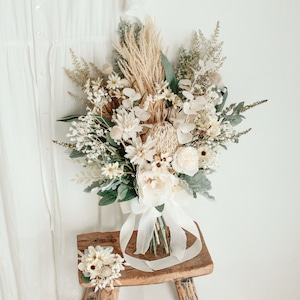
left=172, top=146, right=199, bottom=176
left=136, top=167, right=177, bottom=207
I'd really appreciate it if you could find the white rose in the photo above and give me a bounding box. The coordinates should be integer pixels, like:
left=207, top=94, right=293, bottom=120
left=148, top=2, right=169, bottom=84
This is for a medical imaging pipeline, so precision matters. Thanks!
left=136, top=167, right=177, bottom=207
left=172, top=146, right=199, bottom=176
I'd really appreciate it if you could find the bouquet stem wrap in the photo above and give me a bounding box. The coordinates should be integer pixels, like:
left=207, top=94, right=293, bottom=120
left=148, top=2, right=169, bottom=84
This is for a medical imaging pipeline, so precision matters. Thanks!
left=120, top=194, right=202, bottom=272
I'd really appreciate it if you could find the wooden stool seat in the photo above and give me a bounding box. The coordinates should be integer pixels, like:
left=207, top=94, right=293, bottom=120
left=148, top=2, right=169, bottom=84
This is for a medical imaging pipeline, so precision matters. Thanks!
left=77, top=223, right=213, bottom=300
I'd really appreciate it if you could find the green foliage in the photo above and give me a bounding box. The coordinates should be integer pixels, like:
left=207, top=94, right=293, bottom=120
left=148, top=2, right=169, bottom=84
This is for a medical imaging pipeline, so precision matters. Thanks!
left=84, top=181, right=102, bottom=193
left=98, top=189, right=118, bottom=206
left=175, top=22, right=225, bottom=92
left=81, top=273, right=91, bottom=284
left=161, top=52, right=178, bottom=93
left=221, top=101, right=246, bottom=126
left=57, top=114, right=81, bottom=122
left=95, top=115, right=114, bottom=127
left=117, top=19, right=142, bottom=45
left=180, top=170, right=214, bottom=200
left=215, top=87, right=228, bottom=112
left=155, top=204, right=165, bottom=212
left=96, top=174, right=137, bottom=206
left=69, top=149, right=86, bottom=158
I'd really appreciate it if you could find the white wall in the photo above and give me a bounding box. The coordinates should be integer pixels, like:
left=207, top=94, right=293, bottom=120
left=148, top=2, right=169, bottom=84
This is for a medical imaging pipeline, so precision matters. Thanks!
left=120, top=1, right=300, bottom=299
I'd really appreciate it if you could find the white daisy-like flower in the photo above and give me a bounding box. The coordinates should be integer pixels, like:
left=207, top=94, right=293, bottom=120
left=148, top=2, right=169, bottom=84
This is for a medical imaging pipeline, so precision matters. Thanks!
left=125, top=137, right=156, bottom=166
left=78, top=245, right=125, bottom=291
left=155, top=80, right=169, bottom=94
left=101, top=162, right=123, bottom=179
left=198, top=144, right=217, bottom=169
left=151, top=153, right=172, bottom=173
left=161, top=87, right=176, bottom=102
left=110, top=107, right=143, bottom=141
left=107, top=73, right=123, bottom=89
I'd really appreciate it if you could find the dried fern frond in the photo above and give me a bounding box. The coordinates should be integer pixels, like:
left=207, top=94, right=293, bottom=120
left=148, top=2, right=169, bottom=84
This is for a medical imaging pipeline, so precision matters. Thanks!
left=52, top=140, right=76, bottom=149
left=71, top=167, right=104, bottom=185
left=242, top=99, right=268, bottom=112
left=175, top=22, right=225, bottom=94
left=64, top=49, right=91, bottom=88
left=67, top=91, right=86, bottom=104
left=231, top=128, right=252, bottom=142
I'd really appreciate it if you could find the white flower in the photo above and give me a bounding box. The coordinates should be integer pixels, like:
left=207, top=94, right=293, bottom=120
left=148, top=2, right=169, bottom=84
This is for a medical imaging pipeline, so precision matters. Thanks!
left=170, top=110, right=194, bottom=144
left=206, top=119, right=221, bottom=138
left=110, top=107, right=143, bottom=141
left=132, top=106, right=151, bottom=121
left=136, top=166, right=178, bottom=207
left=123, top=88, right=141, bottom=103
left=125, top=137, right=156, bottom=166
left=78, top=245, right=125, bottom=291
left=172, top=146, right=199, bottom=176
left=151, top=153, right=172, bottom=173
left=161, top=88, right=176, bottom=102
left=155, top=80, right=169, bottom=94
left=198, top=145, right=217, bottom=169
left=182, top=91, right=207, bottom=115
left=107, top=73, right=123, bottom=89
left=101, top=162, right=123, bottom=179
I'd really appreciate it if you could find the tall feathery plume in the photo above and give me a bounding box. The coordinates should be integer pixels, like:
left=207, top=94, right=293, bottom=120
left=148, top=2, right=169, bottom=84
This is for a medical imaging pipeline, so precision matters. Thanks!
left=114, top=19, right=165, bottom=123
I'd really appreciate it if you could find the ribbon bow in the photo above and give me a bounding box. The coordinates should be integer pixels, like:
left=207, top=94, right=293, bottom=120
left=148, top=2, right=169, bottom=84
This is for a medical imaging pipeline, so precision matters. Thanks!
left=120, top=190, right=202, bottom=272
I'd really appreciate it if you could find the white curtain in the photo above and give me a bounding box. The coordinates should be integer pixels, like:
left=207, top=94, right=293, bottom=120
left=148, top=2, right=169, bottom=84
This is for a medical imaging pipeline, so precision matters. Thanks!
left=0, top=1, right=146, bottom=299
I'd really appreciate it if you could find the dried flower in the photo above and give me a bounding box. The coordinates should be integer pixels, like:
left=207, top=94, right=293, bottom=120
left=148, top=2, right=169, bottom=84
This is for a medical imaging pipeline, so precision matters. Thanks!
left=78, top=245, right=125, bottom=291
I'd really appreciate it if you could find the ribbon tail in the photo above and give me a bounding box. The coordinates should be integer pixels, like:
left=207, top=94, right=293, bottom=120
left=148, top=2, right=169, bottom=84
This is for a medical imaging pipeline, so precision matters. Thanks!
left=135, top=208, right=160, bottom=255
left=120, top=212, right=154, bottom=272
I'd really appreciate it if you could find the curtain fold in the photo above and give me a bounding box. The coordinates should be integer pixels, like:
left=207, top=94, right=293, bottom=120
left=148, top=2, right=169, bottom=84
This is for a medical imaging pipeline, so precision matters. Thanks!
left=0, top=1, right=145, bottom=299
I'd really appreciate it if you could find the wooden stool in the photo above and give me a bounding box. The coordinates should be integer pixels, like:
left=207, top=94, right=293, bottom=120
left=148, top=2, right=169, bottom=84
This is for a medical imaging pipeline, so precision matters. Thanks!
left=77, top=223, right=213, bottom=300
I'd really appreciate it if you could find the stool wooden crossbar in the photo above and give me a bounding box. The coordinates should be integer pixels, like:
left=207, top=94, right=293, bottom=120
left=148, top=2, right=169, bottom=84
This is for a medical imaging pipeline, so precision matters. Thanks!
left=77, top=223, right=213, bottom=300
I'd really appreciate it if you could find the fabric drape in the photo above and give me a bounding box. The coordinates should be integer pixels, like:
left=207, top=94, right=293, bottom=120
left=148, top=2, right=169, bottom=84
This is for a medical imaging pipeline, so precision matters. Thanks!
left=0, top=1, right=145, bottom=299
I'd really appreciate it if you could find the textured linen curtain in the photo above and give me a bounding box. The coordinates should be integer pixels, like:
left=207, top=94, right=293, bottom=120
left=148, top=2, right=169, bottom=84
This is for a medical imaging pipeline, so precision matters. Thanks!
left=0, top=1, right=144, bottom=299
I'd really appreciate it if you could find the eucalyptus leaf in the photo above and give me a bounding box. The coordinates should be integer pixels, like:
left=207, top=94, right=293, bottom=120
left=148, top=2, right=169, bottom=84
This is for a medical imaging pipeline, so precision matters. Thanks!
left=223, top=114, right=245, bottom=126
left=98, top=190, right=117, bottom=206
left=161, top=52, right=178, bottom=93
left=84, top=181, right=101, bottom=193
left=57, top=114, right=81, bottom=122
left=233, top=102, right=245, bottom=114
left=118, top=187, right=137, bottom=202
left=95, top=115, right=114, bottom=127
left=117, top=183, right=128, bottom=200
left=155, top=204, right=165, bottom=212
left=69, top=149, right=86, bottom=158
left=81, top=273, right=91, bottom=284
left=121, top=177, right=130, bottom=185
left=215, top=87, right=228, bottom=112
left=180, top=170, right=214, bottom=200
left=106, top=131, right=118, bottom=147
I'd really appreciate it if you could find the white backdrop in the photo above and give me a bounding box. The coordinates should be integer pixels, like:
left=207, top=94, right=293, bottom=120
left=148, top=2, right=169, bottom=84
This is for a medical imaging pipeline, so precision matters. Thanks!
left=1, top=0, right=299, bottom=299
left=138, top=1, right=300, bottom=299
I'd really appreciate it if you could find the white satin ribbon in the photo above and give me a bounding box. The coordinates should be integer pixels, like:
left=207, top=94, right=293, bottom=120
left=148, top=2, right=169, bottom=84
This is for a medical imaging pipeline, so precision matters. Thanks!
left=119, top=191, right=202, bottom=272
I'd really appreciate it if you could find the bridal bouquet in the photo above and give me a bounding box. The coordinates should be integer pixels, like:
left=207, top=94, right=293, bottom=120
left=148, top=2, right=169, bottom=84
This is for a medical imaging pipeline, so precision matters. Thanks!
left=56, top=19, right=266, bottom=272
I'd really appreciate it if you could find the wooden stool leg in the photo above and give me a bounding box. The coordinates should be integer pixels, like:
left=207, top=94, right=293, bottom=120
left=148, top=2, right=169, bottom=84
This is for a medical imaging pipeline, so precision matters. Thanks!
left=82, top=287, right=98, bottom=300
left=98, top=287, right=120, bottom=300
left=175, top=278, right=198, bottom=300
